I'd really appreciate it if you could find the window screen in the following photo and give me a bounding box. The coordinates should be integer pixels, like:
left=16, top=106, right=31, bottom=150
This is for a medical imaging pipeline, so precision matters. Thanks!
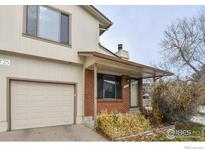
left=60, top=13, right=69, bottom=44
left=26, top=5, right=38, bottom=36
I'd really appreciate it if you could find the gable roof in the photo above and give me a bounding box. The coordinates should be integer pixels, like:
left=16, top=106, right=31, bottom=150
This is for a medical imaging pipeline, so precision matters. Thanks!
left=81, top=6, right=117, bottom=57
left=81, top=5, right=113, bottom=34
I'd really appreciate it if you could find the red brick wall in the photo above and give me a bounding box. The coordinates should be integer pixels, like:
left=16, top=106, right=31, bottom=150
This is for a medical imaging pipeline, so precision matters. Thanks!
left=84, top=69, right=94, bottom=116
left=84, top=69, right=130, bottom=116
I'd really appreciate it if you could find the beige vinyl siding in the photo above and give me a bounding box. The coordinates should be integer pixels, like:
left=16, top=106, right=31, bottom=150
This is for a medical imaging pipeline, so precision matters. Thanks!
left=0, top=5, right=112, bottom=132
left=0, top=52, right=83, bottom=132
left=0, top=5, right=99, bottom=64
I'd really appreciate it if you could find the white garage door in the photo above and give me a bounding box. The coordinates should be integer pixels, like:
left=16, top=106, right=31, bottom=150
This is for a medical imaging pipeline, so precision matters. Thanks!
left=11, top=80, right=75, bottom=130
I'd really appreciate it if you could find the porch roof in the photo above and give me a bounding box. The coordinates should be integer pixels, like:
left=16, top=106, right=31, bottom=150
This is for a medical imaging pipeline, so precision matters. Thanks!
left=78, top=51, right=173, bottom=79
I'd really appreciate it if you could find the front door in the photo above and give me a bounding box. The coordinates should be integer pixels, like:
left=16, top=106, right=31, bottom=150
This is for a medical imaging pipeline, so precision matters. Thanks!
left=130, top=79, right=139, bottom=108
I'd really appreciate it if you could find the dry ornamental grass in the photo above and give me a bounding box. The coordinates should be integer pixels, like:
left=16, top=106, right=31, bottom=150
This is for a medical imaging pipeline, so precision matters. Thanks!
left=96, top=110, right=151, bottom=139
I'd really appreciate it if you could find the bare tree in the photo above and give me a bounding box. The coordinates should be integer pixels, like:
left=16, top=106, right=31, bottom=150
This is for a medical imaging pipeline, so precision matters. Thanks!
left=161, top=11, right=205, bottom=82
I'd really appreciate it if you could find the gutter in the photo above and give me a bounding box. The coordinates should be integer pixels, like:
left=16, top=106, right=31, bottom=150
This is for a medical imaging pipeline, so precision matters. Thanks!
left=81, top=5, right=113, bottom=35
left=89, top=5, right=113, bottom=35
left=98, top=43, right=119, bottom=58
left=78, top=51, right=173, bottom=76
left=89, top=5, right=113, bottom=26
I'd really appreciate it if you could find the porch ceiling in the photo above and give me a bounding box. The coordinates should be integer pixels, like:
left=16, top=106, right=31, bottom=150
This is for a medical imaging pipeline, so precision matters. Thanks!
left=78, top=51, right=173, bottom=79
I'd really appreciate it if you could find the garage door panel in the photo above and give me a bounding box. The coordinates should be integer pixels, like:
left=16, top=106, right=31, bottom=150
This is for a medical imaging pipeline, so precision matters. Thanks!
left=11, top=81, right=75, bottom=130
left=13, top=120, right=27, bottom=129
left=13, top=113, right=28, bottom=120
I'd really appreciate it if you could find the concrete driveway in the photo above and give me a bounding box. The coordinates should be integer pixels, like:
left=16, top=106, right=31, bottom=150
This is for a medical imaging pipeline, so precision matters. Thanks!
left=0, top=124, right=107, bottom=141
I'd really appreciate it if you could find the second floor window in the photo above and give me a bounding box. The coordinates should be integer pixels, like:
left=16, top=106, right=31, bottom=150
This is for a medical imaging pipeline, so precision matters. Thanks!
left=26, top=5, right=70, bottom=44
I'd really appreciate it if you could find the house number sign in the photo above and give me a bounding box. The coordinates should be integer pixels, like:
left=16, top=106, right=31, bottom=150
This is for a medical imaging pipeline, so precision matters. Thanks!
left=0, top=58, right=10, bottom=66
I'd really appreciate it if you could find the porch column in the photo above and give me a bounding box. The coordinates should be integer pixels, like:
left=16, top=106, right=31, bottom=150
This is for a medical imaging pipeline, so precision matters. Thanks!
left=138, top=77, right=143, bottom=113
left=153, top=74, right=156, bottom=83
left=93, top=64, right=97, bottom=124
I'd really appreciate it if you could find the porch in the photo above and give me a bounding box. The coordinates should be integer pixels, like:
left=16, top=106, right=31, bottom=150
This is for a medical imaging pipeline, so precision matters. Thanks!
left=79, top=51, right=172, bottom=123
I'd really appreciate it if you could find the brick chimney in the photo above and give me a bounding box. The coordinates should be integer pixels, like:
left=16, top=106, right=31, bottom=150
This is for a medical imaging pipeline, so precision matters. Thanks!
left=115, top=44, right=129, bottom=60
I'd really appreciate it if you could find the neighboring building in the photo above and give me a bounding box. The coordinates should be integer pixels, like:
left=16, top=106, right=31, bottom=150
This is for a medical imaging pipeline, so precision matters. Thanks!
left=0, top=5, right=171, bottom=132
left=141, top=82, right=152, bottom=110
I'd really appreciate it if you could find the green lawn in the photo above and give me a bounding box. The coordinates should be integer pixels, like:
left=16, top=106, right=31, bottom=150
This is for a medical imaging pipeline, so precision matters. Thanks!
left=169, top=122, right=205, bottom=141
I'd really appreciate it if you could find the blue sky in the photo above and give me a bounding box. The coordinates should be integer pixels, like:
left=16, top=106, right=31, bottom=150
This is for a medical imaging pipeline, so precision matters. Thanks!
left=95, top=5, right=203, bottom=67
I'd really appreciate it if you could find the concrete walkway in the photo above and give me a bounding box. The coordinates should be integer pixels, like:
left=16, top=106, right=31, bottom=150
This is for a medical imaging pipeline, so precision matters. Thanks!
left=0, top=124, right=107, bottom=141
left=190, top=106, right=205, bottom=126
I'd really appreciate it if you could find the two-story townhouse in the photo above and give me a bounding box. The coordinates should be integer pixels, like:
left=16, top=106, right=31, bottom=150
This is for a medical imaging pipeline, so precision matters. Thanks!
left=0, top=5, right=172, bottom=132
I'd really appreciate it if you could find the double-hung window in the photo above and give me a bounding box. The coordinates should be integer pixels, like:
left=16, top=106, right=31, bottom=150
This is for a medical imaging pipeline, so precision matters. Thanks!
left=26, top=5, right=70, bottom=44
left=97, top=74, right=122, bottom=99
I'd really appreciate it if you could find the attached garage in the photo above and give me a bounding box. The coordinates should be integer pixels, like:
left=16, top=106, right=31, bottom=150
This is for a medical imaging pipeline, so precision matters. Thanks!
left=10, top=80, right=76, bottom=130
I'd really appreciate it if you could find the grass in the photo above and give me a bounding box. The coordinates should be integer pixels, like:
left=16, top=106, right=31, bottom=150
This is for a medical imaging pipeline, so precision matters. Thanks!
left=171, top=122, right=205, bottom=141
left=129, top=122, right=205, bottom=141
left=176, top=122, right=204, bottom=131
left=96, top=111, right=205, bottom=141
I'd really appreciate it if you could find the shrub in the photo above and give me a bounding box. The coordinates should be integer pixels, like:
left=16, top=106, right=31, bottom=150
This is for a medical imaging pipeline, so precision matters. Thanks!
left=150, top=80, right=204, bottom=125
left=198, top=84, right=205, bottom=105
left=96, top=110, right=151, bottom=139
